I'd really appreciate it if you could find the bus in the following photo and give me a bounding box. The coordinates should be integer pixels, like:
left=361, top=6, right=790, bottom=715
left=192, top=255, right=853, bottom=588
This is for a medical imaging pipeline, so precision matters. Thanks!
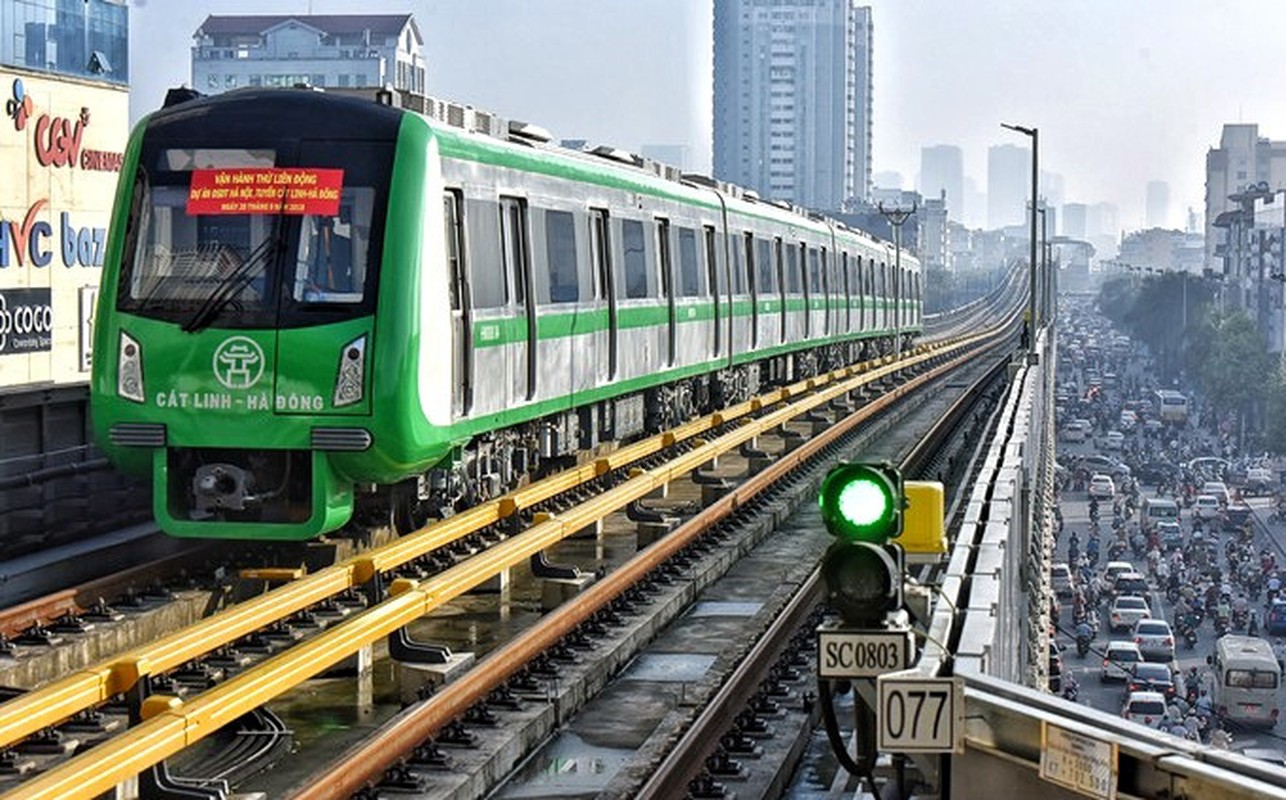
left=1154, top=390, right=1189, bottom=426
left=1210, top=635, right=1280, bottom=727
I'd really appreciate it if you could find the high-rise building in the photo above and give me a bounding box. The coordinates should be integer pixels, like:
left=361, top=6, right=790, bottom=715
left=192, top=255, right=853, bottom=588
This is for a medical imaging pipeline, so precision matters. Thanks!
left=920, top=144, right=963, bottom=221
left=987, top=143, right=1030, bottom=230
left=1062, top=203, right=1087, bottom=239
left=1204, top=123, right=1286, bottom=274
left=713, top=0, right=872, bottom=211
left=1146, top=180, right=1170, bottom=229
left=191, top=15, right=425, bottom=95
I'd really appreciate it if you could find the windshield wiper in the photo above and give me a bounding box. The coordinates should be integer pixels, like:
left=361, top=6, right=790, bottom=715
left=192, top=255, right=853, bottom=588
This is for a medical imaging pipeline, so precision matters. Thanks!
left=181, top=230, right=283, bottom=333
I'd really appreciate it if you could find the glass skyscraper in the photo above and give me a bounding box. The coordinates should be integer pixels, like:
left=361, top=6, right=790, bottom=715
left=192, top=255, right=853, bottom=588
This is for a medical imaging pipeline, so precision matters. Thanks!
left=0, top=0, right=128, bottom=84
left=713, top=0, right=872, bottom=212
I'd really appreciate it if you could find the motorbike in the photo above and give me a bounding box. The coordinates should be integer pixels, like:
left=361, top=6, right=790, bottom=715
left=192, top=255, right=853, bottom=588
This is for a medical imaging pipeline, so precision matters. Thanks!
left=1076, top=634, right=1091, bottom=657
left=1183, top=626, right=1199, bottom=650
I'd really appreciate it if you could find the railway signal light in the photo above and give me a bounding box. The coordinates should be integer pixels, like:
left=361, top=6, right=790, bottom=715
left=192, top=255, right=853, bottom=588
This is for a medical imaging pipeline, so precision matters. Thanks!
left=817, top=463, right=945, bottom=627
left=818, top=463, right=902, bottom=544
left=819, top=463, right=905, bottom=627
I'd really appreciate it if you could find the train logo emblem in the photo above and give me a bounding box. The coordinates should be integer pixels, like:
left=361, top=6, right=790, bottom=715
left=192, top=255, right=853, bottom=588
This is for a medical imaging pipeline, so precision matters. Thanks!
left=212, top=336, right=264, bottom=389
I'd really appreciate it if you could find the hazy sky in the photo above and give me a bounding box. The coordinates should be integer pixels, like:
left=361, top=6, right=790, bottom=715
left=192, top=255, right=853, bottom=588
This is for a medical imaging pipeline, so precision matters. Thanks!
left=128, top=1, right=1286, bottom=232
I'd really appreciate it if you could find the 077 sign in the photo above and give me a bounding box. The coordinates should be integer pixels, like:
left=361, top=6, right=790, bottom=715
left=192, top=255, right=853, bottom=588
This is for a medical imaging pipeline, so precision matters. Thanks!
left=876, top=675, right=964, bottom=753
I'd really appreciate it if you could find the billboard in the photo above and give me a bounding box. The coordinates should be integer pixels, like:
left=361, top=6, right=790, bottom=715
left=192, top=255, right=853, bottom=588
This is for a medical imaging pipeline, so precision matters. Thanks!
left=0, top=70, right=126, bottom=389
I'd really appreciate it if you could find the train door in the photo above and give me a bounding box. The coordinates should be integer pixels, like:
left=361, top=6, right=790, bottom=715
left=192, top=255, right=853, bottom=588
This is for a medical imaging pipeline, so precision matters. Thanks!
left=775, top=238, right=786, bottom=342
left=745, top=233, right=758, bottom=349
left=590, top=208, right=617, bottom=381
left=500, top=196, right=535, bottom=401
left=657, top=218, right=676, bottom=366
left=704, top=225, right=722, bottom=359
left=841, top=252, right=852, bottom=334
left=444, top=191, right=472, bottom=415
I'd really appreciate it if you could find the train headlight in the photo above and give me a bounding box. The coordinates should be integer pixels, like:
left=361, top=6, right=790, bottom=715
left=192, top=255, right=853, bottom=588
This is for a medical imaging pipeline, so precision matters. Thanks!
left=118, top=331, right=145, bottom=403
left=333, top=335, right=366, bottom=407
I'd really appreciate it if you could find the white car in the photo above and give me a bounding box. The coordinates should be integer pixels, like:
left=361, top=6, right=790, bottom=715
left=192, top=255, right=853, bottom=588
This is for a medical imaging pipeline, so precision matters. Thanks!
left=1089, top=474, right=1116, bottom=499
left=1192, top=494, right=1220, bottom=520
left=1103, top=561, right=1136, bottom=592
left=1051, top=562, right=1075, bottom=597
left=1102, top=641, right=1144, bottom=682
left=1132, top=618, right=1175, bottom=662
left=1121, top=690, right=1167, bottom=728
left=1104, top=431, right=1125, bottom=450
left=1109, top=594, right=1151, bottom=632
left=1061, top=421, right=1089, bottom=443
left=1201, top=481, right=1230, bottom=505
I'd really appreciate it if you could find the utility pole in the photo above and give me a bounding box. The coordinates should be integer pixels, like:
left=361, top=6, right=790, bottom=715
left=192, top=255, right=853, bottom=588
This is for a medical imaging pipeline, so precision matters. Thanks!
left=877, top=201, right=917, bottom=357
left=1001, top=123, right=1038, bottom=346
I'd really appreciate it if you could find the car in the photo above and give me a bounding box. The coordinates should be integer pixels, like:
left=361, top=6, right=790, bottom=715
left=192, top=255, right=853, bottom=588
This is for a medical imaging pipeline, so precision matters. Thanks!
left=1080, top=454, right=1131, bottom=479
left=1192, top=495, right=1221, bottom=520
left=1155, top=520, right=1183, bottom=550
left=1266, top=599, right=1286, bottom=635
left=1061, top=421, right=1089, bottom=443
left=1102, top=641, right=1144, bottom=682
left=1051, top=562, right=1076, bottom=597
left=1244, top=468, right=1276, bottom=496
left=1127, top=662, right=1178, bottom=700
left=1103, top=561, right=1136, bottom=591
left=1089, top=474, right=1117, bottom=499
left=1110, top=594, right=1151, bottom=631
left=1132, top=619, right=1175, bottom=662
left=1121, top=690, right=1167, bottom=728
left=1103, top=431, right=1125, bottom=451
left=1223, top=503, right=1252, bottom=530
left=1185, top=457, right=1228, bottom=480
left=1134, top=460, right=1180, bottom=485
left=1143, top=418, right=1164, bottom=435
left=1119, top=410, right=1137, bottom=431
left=1112, top=573, right=1150, bottom=600
left=1201, top=481, right=1230, bottom=505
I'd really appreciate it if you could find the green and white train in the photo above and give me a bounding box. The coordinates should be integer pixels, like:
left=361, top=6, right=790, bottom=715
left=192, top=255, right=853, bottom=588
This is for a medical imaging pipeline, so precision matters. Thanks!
left=90, top=88, right=921, bottom=540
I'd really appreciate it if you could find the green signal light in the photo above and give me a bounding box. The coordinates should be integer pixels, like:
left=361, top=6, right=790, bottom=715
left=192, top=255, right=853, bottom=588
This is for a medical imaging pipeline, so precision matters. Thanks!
left=819, top=463, right=902, bottom=542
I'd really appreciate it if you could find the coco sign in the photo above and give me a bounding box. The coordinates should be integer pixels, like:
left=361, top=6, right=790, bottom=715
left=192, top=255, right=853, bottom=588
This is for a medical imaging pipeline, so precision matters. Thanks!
left=7, top=77, right=122, bottom=172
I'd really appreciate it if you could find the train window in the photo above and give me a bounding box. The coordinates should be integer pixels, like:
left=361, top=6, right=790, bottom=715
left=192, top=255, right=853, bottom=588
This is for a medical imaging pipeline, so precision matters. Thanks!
left=809, top=248, right=822, bottom=297
left=677, top=226, right=703, bottom=297
left=784, top=243, right=802, bottom=294
left=290, top=187, right=373, bottom=304
left=731, top=232, right=747, bottom=295
left=499, top=197, right=529, bottom=307
left=465, top=199, right=504, bottom=308
left=756, top=237, right=775, bottom=294
left=543, top=209, right=580, bottom=303
left=619, top=218, right=649, bottom=299
left=443, top=191, right=465, bottom=312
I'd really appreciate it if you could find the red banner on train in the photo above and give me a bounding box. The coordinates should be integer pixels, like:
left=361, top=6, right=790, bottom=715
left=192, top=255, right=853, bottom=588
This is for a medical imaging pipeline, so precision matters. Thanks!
left=186, top=168, right=344, bottom=216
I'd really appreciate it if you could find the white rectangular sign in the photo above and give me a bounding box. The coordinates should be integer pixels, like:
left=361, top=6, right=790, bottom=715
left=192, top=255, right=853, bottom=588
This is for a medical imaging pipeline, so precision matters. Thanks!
left=817, top=629, right=913, bottom=678
left=876, top=676, right=964, bottom=753
left=1040, top=722, right=1117, bottom=799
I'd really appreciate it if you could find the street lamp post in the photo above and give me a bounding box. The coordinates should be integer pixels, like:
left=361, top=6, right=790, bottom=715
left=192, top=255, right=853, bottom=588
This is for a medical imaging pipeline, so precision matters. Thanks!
left=877, top=201, right=916, bottom=356
left=1002, top=122, right=1039, bottom=344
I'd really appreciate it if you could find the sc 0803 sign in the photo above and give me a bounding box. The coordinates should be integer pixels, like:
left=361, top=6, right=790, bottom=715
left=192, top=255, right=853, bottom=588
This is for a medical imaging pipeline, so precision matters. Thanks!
left=817, top=629, right=913, bottom=678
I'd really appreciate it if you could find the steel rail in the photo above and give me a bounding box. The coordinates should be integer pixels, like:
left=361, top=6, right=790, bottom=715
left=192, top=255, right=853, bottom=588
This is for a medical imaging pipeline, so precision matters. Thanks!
left=634, top=347, right=1014, bottom=799
left=6, top=335, right=1007, bottom=799
left=0, top=335, right=971, bottom=753
left=286, top=328, right=1008, bottom=800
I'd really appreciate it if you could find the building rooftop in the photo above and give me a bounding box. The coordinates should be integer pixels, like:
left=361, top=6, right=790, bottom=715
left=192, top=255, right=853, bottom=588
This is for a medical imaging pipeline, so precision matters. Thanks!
left=195, top=14, right=420, bottom=42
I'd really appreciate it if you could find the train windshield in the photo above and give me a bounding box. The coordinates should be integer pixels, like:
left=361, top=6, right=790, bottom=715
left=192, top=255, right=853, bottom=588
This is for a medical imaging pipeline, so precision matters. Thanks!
left=117, top=142, right=390, bottom=328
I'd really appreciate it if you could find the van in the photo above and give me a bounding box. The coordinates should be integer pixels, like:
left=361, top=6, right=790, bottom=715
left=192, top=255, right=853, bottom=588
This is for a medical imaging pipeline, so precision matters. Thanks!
left=1210, top=635, right=1280, bottom=727
left=1138, top=497, right=1179, bottom=533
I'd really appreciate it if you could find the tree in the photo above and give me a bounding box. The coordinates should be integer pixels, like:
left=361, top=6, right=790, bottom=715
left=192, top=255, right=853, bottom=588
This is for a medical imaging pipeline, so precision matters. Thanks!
left=1189, top=310, right=1274, bottom=443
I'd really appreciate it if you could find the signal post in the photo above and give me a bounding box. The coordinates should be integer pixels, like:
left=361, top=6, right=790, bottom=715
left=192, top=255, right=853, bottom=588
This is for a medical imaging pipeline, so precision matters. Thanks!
left=814, top=462, right=957, bottom=796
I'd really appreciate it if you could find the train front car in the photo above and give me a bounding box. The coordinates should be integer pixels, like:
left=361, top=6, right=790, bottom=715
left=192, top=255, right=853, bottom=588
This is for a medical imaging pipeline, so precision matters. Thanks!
left=92, top=90, right=439, bottom=540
